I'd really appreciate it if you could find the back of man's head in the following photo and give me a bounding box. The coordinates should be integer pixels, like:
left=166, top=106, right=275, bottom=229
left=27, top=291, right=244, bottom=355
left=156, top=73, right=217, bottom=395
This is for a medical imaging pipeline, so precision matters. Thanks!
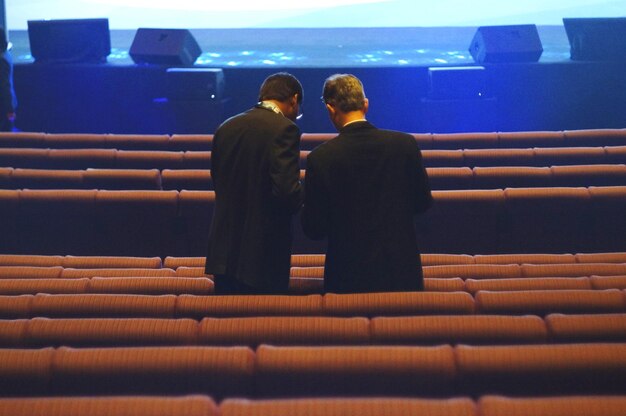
left=322, top=74, right=366, bottom=113
left=258, top=72, right=303, bottom=104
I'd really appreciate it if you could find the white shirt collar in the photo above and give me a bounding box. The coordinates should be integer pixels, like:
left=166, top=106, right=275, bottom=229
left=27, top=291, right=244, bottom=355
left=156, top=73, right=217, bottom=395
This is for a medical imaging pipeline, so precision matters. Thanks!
left=342, top=118, right=367, bottom=128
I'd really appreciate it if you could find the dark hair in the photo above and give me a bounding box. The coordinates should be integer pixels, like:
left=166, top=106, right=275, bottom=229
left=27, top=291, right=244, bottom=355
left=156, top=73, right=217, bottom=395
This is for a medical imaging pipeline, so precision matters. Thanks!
left=258, top=72, right=303, bottom=104
left=322, top=74, right=366, bottom=112
left=0, top=28, right=7, bottom=53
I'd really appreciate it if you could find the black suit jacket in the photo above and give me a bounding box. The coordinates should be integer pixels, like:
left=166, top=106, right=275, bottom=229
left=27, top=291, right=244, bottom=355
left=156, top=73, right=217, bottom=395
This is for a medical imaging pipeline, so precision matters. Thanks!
left=301, top=121, right=432, bottom=293
left=205, top=105, right=303, bottom=291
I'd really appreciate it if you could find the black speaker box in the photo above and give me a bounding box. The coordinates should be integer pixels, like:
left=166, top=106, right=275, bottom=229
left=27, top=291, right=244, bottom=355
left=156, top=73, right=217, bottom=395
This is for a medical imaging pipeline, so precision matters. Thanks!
left=563, top=17, right=626, bottom=61
left=27, top=18, right=111, bottom=64
left=469, top=24, right=543, bottom=63
left=130, top=28, right=202, bottom=66
left=166, top=68, right=225, bottom=101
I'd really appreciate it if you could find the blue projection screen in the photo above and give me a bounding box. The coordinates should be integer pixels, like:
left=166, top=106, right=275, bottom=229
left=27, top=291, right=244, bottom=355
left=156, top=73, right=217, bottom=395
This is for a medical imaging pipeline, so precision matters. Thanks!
left=7, top=0, right=626, bottom=29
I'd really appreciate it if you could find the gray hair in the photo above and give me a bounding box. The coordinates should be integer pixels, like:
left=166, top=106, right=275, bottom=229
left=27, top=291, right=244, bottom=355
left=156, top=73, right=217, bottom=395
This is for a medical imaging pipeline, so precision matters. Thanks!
left=322, top=74, right=366, bottom=112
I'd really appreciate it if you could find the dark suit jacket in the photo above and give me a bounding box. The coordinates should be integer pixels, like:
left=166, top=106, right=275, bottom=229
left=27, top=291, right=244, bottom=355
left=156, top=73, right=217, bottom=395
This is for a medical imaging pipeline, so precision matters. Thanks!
left=205, top=105, right=303, bottom=291
left=301, top=121, right=432, bottom=293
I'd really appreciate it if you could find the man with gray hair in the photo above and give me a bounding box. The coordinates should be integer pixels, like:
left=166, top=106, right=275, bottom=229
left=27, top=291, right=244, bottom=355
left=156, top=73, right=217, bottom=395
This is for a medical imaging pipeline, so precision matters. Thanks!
left=302, top=74, right=432, bottom=293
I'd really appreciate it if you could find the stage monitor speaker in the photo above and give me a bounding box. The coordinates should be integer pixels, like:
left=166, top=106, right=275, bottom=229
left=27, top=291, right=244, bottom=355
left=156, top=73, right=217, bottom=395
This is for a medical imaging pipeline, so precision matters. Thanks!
left=166, top=68, right=225, bottom=101
left=130, top=28, right=202, bottom=66
left=469, top=24, right=543, bottom=63
left=27, top=18, right=111, bottom=64
left=563, top=17, right=626, bottom=61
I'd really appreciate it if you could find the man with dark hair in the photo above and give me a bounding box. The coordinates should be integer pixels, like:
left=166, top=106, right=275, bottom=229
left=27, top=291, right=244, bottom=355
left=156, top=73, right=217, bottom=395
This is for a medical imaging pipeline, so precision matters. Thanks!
left=0, top=29, right=16, bottom=132
left=302, top=74, right=432, bottom=293
left=205, top=72, right=304, bottom=294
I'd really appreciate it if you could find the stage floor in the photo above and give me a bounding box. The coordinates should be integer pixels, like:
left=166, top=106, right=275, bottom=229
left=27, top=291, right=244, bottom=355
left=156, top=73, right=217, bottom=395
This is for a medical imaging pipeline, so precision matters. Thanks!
left=9, top=26, right=571, bottom=67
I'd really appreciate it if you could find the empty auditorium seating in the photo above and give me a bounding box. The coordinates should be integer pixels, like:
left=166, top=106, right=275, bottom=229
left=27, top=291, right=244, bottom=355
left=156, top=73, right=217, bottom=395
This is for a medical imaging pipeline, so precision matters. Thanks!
left=83, top=168, right=162, bottom=190
left=0, top=266, right=63, bottom=279
left=169, top=134, right=213, bottom=151
left=474, top=253, right=576, bottom=264
left=498, top=131, right=564, bottom=148
left=177, top=295, right=324, bottom=318
left=0, top=132, right=45, bottom=148
left=255, top=344, right=456, bottom=397
left=47, top=149, right=117, bottom=170
left=473, top=166, right=552, bottom=189
left=0, top=148, right=48, bottom=169
left=0, top=347, right=55, bottom=396
left=199, top=317, right=370, bottom=346
left=323, top=292, right=475, bottom=317
left=426, top=167, right=473, bottom=190
left=89, top=276, right=214, bottom=295
left=370, top=315, right=547, bottom=345
left=463, top=148, right=535, bottom=167
left=590, top=275, right=626, bottom=290
left=465, top=277, right=591, bottom=294
left=0, top=255, right=64, bottom=267
left=0, top=279, right=89, bottom=295
left=421, top=149, right=464, bottom=167
left=161, top=169, right=211, bottom=190
left=479, top=395, right=626, bottom=416
left=177, top=190, right=214, bottom=256
left=521, top=263, right=626, bottom=277
left=564, top=128, right=626, bottom=147
left=0, top=128, right=625, bottom=410
left=220, top=397, right=477, bottom=416
left=30, top=294, right=177, bottom=318
left=433, top=132, right=499, bottom=149
left=94, top=190, right=179, bottom=257
left=50, top=346, right=254, bottom=397
left=17, top=190, right=97, bottom=255
left=43, top=133, right=108, bottom=149
left=183, top=151, right=211, bottom=169
left=424, top=278, right=466, bottom=292
left=546, top=313, right=626, bottom=342
left=551, top=164, right=626, bottom=187
left=62, top=255, right=162, bottom=269
left=25, top=317, right=198, bottom=347
left=0, top=295, right=32, bottom=318
left=475, top=289, right=625, bottom=315
left=588, top=186, right=626, bottom=252
left=105, top=134, right=170, bottom=150
left=423, top=264, right=521, bottom=280
left=415, top=189, right=505, bottom=254
left=59, top=268, right=175, bottom=278
left=11, top=169, right=84, bottom=189
left=503, top=187, right=591, bottom=253
left=0, top=395, right=218, bottom=416
left=456, top=343, right=626, bottom=395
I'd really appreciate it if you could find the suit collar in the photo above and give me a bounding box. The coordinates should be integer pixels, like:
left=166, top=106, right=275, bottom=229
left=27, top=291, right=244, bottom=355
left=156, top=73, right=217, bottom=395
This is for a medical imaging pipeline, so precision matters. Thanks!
left=339, top=120, right=376, bottom=134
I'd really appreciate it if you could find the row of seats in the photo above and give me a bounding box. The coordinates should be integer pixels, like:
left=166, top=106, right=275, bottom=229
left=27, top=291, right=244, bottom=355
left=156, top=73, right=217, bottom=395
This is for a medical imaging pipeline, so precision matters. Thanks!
left=0, top=290, right=623, bottom=318
left=3, top=129, right=626, bottom=150
left=1, top=313, right=624, bottom=347
left=2, top=187, right=625, bottom=255
left=0, top=272, right=624, bottom=296
left=2, top=145, right=626, bottom=170
left=3, top=260, right=626, bottom=279
left=1, top=251, right=624, bottom=269
left=1, top=395, right=626, bottom=416
left=1, top=343, right=625, bottom=397
left=9, top=145, right=626, bottom=169
left=2, top=164, right=626, bottom=190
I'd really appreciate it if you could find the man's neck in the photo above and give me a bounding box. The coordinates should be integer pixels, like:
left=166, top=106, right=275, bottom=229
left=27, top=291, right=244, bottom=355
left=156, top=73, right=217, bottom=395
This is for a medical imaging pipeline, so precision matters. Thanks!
left=340, top=111, right=367, bottom=128
left=260, top=100, right=284, bottom=116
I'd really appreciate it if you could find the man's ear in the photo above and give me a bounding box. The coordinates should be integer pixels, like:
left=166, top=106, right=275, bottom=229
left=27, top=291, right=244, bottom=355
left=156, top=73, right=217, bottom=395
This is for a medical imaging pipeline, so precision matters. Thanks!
left=325, top=103, right=336, bottom=118
left=363, top=98, right=369, bottom=114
